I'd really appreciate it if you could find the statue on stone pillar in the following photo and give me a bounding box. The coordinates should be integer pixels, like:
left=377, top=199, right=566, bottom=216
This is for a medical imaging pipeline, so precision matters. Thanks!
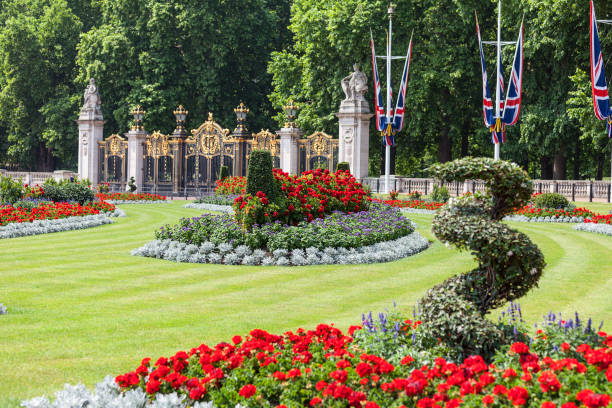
left=81, top=78, right=102, bottom=116
left=341, top=64, right=368, bottom=102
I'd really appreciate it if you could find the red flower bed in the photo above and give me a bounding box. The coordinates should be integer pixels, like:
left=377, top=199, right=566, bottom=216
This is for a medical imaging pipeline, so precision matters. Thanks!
left=233, top=169, right=370, bottom=228
left=23, top=184, right=45, bottom=199
left=372, top=198, right=446, bottom=211
left=513, top=205, right=596, bottom=220
left=95, top=192, right=166, bottom=201
left=0, top=201, right=115, bottom=226
left=116, top=324, right=612, bottom=407
left=215, top=176, right=246, bottom=195
left=585, top=214, right=612, bottom=225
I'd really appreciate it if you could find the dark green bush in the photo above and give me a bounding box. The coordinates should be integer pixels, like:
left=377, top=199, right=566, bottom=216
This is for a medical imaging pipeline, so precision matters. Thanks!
left=246, top=150, right=276, bottom=200
left=420, top=157, right=546, bottom=360
left=430, top=185, right=450, bottom=203
left=13, top=200, right=36, bottom=210
left=337, top=162, right=350, bottom=173
left=42, top=180, right=94, bottom=204
left=128, top=177, right=137, bottom=192
left=219, top=165, right=230, bottom=181
left=0, top=175, right=24, bottom=204
left=532, top=192, right=569, bottom=209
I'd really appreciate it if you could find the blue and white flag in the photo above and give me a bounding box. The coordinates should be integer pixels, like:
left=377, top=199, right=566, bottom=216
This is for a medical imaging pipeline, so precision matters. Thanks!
left=590, top=0, right=612, bottom=122
left=391, top=36, right=413, bottom=134
left=502, top=20, right=524, bottom=127
left=476, top=16, right=494, bottom=129
left=370, top=33, right=387, bottom=132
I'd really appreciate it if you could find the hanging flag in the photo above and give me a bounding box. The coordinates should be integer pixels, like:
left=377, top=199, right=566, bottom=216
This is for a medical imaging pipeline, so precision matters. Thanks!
left=382, top=123, right=395, bottom=147
left=370, top=32, right=387, bottom=132
left=590, top=1, right=612, bottom=121
left=391, top=34, right=413, bottom=133
left=502, top=20, right=524, bottom=126
left=476, top=15, right=494, bottom=129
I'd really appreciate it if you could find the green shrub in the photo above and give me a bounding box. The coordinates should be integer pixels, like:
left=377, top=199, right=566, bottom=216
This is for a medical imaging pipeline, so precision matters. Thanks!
left=430, top=184, right=450, bottom=203
left=532, top=192, right=569, bottom=209
left=13, top=200, right=36, bottom=210
left=128, top=177, right=137, bottom=192
left=421, top=158, right=546, bottom=360
left=337, top=162, right=350, bottom=173
left=41, top=180, right=94, bottom=204
left=246, top=150, right=276, bottom=201
left=407, top=190, right=422, bottom=200
left=219, top=165, right=229, bottom=181
left=0, top=175, right=24, bottom=204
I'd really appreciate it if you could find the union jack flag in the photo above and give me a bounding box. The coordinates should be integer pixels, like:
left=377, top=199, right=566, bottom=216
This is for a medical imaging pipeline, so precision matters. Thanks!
left=491, top=50, right=506, bottom=144
left=370, top=33, right=387, bottom=132
left=391, top=36, right=413, bottom=134
left=502, top=20, right=524, bottom=127
left=590, top=1, right=612, bottom=122
left=476, top=17, right=494, bottom=129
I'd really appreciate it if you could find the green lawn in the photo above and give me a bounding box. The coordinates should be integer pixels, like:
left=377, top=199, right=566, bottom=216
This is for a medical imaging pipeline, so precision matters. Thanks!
left=0, top=201, right=611, bottom=406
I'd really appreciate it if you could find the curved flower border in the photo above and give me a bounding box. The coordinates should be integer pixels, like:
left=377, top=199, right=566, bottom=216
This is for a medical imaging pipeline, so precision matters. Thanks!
left=107, top=200, right=171, bottom=205
left=183, top=203, right=234, bottom=214
left=131, top=232, right=429, bottom=266
left=0, top=213, right=118, bottom=240
left=504, top=215, right=586, bottom=224
left=574, top=223, right=612, bottom=236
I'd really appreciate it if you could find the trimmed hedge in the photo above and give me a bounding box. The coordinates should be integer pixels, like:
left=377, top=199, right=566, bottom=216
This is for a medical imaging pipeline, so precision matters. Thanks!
left=219, top=165, right=229, bottom=181
left=532, top=192, right=570, bottom=209
left=246, top=150, right=276, bottom=200
left=337, top=161, right=350, bottom=173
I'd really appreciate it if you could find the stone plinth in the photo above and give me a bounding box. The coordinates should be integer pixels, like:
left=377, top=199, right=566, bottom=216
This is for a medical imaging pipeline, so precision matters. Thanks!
left=126, top=130, right=147, bottom=192
left=76, top=108, right=104, bottom=185
left=278, top=127, right=303, bottom=175
left=336, top=99, right=373, bottom=180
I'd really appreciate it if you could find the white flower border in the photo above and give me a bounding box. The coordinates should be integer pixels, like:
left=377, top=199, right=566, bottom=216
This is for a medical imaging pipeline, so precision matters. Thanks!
left=574, top=223, right=612, bottom=236
left=400, top=208, right=437, bottom=214
left=106, top=200, right=170, bottom=205
left=183, top=203, right=234, bottom=213
left=0, top=212, right=119, bottom=240
left=21, top=376, right=239, bottom=408
left=131, top=232, right=429, bottom=266
left=503, top=215, right=585, bottom=223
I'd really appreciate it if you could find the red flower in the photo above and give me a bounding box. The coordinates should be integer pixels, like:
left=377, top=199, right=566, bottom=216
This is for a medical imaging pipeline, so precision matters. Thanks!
left=238, top=384, right=256, bottom=398
left=310, top=397, right=322, bottom=406
left=232, top=335, right=242, bottom=345
left=507, top=386, right=529, bottom=406
left=482, top=395, right=495, bottom=405
left=538, top=371, right=561, bottom=393
left=541, top=402, right=556, bottom=408
left=510, top=342, right=530, bottom=355
left=145, top=379, right=160, bottom=394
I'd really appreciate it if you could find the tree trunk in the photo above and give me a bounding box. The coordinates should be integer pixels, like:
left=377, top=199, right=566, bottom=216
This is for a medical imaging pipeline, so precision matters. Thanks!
left=540, top=156, right=553, bottom=179
left=461, top=121, right=470, bottom=157
left=437, top=128, right=452, bottom=163
left=573, top=140, right=581, bottom=180
left=552, top=148, right=566, bottom=180
left=37, top=143, right=55, bottom=172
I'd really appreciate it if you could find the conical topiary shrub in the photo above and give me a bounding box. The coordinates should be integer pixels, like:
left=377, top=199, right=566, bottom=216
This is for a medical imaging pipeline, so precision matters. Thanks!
left=246, top=150, right=276, bottom=200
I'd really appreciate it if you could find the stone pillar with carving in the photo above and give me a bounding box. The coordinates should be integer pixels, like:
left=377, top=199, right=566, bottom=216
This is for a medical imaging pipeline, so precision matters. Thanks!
left=278, top=100, right=303, bottom=175
left=336, top=64, right=373, bottom=180
left=76, top=78, right=105, bottom=184
left=126, top=105, right=147, bottom=193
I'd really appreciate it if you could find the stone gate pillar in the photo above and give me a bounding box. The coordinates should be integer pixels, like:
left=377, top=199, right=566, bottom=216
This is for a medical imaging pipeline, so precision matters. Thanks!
left=278, top=127, right=303, bottom=175
left=126, top=105, right=147, bottom=193
left=76, top=78, right=105, bottom=184
left=336, top=64, right=373, bottom=180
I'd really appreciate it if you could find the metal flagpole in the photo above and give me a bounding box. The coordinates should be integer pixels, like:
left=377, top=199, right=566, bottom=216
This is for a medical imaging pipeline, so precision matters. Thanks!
left=385, top=5, right=394, bottom=194
left=494, top=0, right=502, bottom=161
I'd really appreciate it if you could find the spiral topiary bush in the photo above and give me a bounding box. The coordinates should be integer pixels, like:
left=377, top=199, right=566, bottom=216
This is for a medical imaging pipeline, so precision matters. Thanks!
left=419, top=157, right=546, bottom=360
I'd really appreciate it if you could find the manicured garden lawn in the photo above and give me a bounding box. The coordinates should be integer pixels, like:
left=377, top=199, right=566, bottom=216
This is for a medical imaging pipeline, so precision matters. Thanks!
left=0, top=201, right=610, bottom=406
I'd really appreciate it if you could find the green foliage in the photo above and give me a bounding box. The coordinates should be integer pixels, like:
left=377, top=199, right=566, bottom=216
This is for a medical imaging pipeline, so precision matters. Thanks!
left=127, top=177, right=137, bottom=193
left=420, top=158, right=546, bottom=360
left=246, top=150, right=276, bottom=201
left=41, top=180, right=94, bottom=204
left=13, top=200, right=36, bottom=210
left=0, top=175, right=24, bottom=204
left=219, top=165, right=229, bottom=181
left=430, top=185, right=450, bottom=203
left=532, top=193, right=570, bottom=210
left=336, top=162, right=350, bottom=173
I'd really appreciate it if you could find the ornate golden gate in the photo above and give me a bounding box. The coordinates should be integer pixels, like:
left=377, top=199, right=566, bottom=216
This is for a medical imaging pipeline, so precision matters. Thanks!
left=298, top=131, right=339, bottom=173
left=98, top=134, right=128, bottom=190
left=184, top=113, right=232, bottom=193
left=248, top=129, right=280, bottom=168
left=143, top=131, right=175, bottom=193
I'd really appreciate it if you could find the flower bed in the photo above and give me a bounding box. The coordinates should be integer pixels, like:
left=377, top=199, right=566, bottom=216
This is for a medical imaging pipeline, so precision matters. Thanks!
left=511, top=205, right=596, bottom=222
left=0, top=213, right=115, bottom=239
left=134, top=204, right=428, bottom=266
left=0, top=201, right=115, bottom=226
left=574, top=223, right=612, bottom=237
left=183, top=203, right=234, bottom=213
left=373, top=198, right=445, bottom=212
left=25, top=307, right=611, bottom=408
left=234, top=169, right=369, bottom=229
left=585, top=214, right=612, bottom=225
left=215, top=176, right=246, bottom=195
left=193, top=194, right=239, bottom=206
left=96, top=192, right=167, bottom=203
